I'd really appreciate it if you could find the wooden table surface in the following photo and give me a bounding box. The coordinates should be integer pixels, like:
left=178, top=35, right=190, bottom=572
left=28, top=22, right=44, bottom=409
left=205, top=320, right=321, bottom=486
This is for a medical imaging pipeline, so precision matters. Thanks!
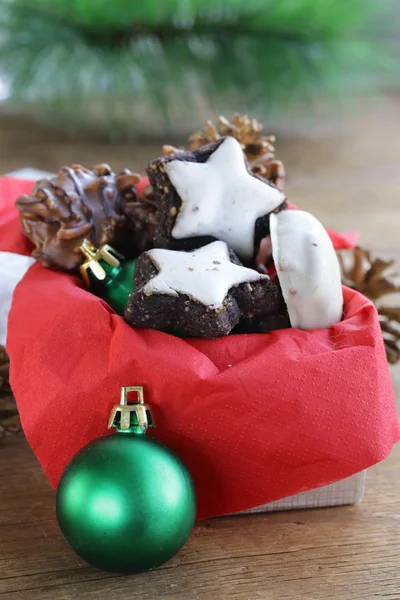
left=1, top=96, right=400, bottom=599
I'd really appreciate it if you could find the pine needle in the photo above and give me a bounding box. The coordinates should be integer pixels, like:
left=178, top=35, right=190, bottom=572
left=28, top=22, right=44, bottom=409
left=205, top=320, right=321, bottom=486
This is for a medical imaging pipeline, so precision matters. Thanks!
left=0, top=0, right=397, bottom=137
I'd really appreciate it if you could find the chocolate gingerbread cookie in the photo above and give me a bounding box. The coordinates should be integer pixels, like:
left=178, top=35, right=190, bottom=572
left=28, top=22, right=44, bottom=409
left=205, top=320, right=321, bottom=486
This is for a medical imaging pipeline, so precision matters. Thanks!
left=125, top=241, right=286, bottom=338
left=16, top=164, right=157, bottom=271
left=146, top=137, right=287, bottom=265
left=233, top=312, right=290, bottom=335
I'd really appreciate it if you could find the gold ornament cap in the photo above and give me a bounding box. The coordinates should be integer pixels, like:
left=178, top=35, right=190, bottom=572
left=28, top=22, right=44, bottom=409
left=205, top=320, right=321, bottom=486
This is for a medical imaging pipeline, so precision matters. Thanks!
left=79, top=239, right=123, bottom=287
left=108, top=386, right=154, bottom=434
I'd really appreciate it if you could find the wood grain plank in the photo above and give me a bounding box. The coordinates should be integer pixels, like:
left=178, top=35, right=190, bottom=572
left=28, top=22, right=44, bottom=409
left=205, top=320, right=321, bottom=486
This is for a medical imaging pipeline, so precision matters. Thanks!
left=0, top=434, right=399, bottom=599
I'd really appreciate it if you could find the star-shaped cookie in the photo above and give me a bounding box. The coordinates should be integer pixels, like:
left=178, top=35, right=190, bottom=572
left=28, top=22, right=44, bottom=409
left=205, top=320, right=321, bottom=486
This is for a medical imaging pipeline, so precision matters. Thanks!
left=125, top=241, right=286, bottom=338
left=147, top=138, right=286, bottom=262
left=142, top=241, right=268, bottom=309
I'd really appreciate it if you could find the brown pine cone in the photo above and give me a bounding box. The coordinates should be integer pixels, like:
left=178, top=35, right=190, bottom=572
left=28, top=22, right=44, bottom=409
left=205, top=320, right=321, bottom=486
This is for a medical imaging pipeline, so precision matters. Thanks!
left=0, top=345, right=10, bottom=394
left=0, top=346, right=20, bottom=440
left=16, top=165, right=157, bottom=272
left=188, top=114, right=285, bottom=190
left=337, top=247, right=400, bottom=364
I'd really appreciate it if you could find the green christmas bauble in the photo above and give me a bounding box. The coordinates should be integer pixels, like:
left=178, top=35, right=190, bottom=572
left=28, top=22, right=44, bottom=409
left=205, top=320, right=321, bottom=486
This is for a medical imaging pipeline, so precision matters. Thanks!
left=56, top=398, right=196, bottom=573
left=90, top=257, right=136, bottom=315
left=79, top=240, right=136, bottom=315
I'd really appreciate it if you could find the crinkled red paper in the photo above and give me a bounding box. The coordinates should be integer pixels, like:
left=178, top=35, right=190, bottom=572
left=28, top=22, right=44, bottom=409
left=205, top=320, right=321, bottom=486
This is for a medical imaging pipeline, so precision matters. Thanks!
left=1, top=177, right=398, bottom=519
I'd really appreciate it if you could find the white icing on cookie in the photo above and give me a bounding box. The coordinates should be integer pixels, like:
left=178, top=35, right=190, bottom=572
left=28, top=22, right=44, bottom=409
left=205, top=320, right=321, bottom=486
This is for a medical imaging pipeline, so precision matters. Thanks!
left=270, top=210, right=343, bottom=330
left=142, top=241, right=269, bottom=309
left=165, top=137, right=285, bottom=260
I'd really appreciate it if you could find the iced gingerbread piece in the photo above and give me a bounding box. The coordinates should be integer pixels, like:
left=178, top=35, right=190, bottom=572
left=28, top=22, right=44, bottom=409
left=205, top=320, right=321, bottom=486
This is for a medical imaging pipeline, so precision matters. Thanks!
left=125, top=241, right=286, bottom=338
left=270, top=210, right=343, bottom=330
left=188, top=113, right=286, bottom=190
left=16, top=164, right=157, bottom=271
left=147, top=137, right=286, bottom=264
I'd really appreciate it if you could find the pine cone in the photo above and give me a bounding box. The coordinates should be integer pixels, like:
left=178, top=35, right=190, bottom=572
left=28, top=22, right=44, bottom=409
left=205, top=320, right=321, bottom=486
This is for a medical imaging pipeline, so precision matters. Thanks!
left=188, top=114, right=285, bottom=190
left=0, top=345, right=10, bottom=394
left=337, top=247, right=400, bottom=364
left=0, top=346, right=20, bottom=441
left=16, top=165, right=157, bottom=272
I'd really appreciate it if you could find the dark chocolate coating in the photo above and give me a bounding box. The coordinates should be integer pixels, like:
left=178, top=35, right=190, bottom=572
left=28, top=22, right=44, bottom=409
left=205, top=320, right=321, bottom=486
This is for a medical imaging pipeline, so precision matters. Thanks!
left=125, top=246, right=286, bottom=339
left=146, top=139, right=287, bottom=266
left=233, top=311, right=291, bottom=335
left=16, top=164, right=157, bottom=271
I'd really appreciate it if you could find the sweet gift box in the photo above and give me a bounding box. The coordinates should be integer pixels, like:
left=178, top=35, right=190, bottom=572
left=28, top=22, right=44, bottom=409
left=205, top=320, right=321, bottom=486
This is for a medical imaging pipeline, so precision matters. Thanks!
left=0, top=116, right=399, bottom=572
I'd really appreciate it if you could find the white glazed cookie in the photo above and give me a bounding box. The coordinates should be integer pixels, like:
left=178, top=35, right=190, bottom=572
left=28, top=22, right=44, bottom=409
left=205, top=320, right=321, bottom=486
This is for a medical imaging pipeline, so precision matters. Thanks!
left=142, top=241, right=269, bottom=309
left=270, top=210, right=343, bottom=329
left=165, top=137, right=285, bottom=260
left=125, top=240, right=287, bottom=338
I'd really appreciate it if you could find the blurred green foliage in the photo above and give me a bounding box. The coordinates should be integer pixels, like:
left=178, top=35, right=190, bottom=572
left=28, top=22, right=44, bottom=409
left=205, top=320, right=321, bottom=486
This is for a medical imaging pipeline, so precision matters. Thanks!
left=0, top=0, right=397, bottom=138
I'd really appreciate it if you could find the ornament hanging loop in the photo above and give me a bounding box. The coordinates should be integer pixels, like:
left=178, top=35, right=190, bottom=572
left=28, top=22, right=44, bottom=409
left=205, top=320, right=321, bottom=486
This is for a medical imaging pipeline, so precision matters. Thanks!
left=79, top=239, right=123, bottom=287
left=108, top=386, right=154, bottom=434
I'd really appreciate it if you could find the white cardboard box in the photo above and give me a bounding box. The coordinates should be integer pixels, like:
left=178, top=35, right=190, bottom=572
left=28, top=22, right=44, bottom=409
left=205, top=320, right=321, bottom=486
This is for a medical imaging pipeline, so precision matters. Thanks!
left=7, top=168, right=367, bottom=512
left=240, top=471, right=366, bottom=514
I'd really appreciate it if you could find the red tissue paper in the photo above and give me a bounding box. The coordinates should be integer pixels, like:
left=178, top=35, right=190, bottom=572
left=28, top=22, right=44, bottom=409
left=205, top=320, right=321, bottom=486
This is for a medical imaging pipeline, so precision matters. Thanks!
left=1, top=177, right=399, bottom=520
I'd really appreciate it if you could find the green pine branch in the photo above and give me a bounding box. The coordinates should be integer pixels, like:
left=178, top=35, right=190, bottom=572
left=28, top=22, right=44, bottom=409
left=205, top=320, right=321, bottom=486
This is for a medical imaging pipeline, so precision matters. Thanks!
left=0, top=0, right=397, bottom=138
